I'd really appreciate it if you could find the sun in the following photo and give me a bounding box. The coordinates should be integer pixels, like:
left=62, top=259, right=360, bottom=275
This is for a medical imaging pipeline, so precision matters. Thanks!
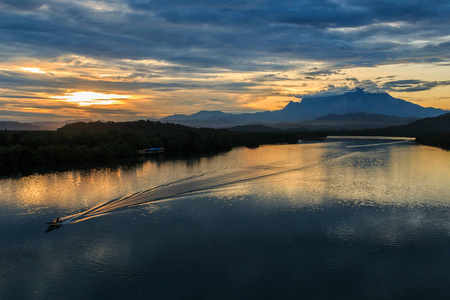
left=52, top=91, right=130, bottom=106
left=20, top=67, right=46, bottom=74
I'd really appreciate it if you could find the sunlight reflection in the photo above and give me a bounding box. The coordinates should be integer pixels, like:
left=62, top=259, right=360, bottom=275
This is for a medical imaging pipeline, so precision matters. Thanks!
left=1, top=141, right=450, bottom=221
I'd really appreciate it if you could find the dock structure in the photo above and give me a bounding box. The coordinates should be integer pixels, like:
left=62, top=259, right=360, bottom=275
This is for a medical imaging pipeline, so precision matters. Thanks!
left=138, top=147, right=165, bottom=155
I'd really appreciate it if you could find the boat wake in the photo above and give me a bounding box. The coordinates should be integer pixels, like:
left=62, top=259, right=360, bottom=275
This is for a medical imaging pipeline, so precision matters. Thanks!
left=53, top=149, right=358, bottom=226
left=347, top=140, right=411, bottom=148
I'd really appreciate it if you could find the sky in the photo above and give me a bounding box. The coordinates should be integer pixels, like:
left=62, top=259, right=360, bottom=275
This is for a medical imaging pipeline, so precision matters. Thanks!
left=1, top=0, right=449, bottom=122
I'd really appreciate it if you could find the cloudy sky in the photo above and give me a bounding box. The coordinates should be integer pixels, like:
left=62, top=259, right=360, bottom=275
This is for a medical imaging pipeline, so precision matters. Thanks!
left=1, top=0, right=449, bottom=121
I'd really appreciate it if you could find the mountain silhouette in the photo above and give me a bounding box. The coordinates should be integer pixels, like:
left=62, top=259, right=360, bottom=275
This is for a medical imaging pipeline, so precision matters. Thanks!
left=159, top=89, right=447, bottom=128
left=276, top=88, right=445, bottom=120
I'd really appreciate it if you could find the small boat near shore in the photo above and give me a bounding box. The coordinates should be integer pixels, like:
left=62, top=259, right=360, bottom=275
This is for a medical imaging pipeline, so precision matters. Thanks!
left=138, top=147, right=165, bottom=155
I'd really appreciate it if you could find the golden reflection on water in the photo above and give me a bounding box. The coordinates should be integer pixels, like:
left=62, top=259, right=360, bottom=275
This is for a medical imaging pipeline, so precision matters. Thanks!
left=219, top=143, right=333, bottom=206
left=214, top=141, right=450, bottom=208
left=1, top=140, right=450, bottom=216
left=321, top=145, right=450, bottom=206
left=1, top=163, right=166, bottom=212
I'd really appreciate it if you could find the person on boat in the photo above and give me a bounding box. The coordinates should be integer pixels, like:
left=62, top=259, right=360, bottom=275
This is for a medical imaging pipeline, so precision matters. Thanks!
left=55, top=217, right=61, bottom=223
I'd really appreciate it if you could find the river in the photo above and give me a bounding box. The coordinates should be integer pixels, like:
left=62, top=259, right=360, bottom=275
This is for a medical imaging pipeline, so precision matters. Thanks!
left=1, top=137, right=450, bottom=299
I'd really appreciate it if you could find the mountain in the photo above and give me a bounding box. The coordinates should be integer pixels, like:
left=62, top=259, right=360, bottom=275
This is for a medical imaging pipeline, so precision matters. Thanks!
left=158, top=89, right=447, bottom=128
left=275, top=88, right=446, bottom=121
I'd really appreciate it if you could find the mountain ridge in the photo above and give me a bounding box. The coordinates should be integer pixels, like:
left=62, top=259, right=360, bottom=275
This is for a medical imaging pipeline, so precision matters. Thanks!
left=159, top=89, right=447, bottom=128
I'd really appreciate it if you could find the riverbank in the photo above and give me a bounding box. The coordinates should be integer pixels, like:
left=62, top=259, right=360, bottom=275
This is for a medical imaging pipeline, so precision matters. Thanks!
left=0, top=120, right=324, bottom=174
left=415, top=134, right=450, bottom=150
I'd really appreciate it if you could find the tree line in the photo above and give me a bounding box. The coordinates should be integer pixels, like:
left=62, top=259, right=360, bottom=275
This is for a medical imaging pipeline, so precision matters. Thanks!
left=0, top=120, right=302, bottom=168
left=415, top=134, right=450, bottom=150
left=327, top=112, right=450, bottom=150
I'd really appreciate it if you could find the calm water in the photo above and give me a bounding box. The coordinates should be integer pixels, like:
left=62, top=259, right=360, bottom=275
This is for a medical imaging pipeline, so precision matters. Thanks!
left=1, top=137, right=450, bottom=299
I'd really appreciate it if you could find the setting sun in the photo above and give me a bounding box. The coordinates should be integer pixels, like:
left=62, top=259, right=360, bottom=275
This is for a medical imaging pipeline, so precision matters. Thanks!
left=52, top=91, right=130, bottom=106
left=20, top=67, right=46, bottom=74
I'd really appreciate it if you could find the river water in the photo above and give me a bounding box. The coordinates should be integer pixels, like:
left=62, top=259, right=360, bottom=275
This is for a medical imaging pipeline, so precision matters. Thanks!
left=1, top=137, right=450, bottom=299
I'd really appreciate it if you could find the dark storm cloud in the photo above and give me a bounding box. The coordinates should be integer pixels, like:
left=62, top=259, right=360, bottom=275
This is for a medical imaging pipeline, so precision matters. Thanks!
left=0, top=69, right=259, bottom=95
left=0, top=0, right=44, bottom=10
left=295, top=78, right=385, bottom=98
left=295, top=85, right=353, bottom=98
left=303, top=69, right=342, bottom=77
left=381, top=80, right=450, bottom=92
left=1, top=0, right=449, bottom=70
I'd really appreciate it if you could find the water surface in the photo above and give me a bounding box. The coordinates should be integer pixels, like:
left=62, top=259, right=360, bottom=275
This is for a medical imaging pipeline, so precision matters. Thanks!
left=1, top=137, right=450, bottom=299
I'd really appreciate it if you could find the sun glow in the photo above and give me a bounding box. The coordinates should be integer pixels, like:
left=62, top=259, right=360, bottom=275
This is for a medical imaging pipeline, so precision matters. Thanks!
left=20, top=67, right=46, bottom=74
left=52, top=91, right=130, bottom=106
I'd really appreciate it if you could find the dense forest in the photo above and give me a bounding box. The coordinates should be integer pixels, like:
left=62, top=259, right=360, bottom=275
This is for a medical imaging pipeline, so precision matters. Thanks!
left=415, top=134, right=450, bottom=150
left=328, top=113, right=450, bottom=150
left=2, top=113, right=448, bottom=172
left=0, top=120, right=305, bottom=169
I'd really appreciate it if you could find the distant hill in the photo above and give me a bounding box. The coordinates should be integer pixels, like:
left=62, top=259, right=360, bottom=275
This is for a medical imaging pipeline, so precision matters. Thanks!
left=0, top=121, right=41, bottom=131
left=361, top=113, right=450, bottom=150
left=158, top=89, right=447, bottom=128
left=227, top=125, right=281, bottom=132
left=0, top=119, right=92, bottom=131
left=411, top=113, right=450, bottom=150
left=389, top=112, right=450, bottom=134
left=161, top=111, right=240, bottom=128
left=274, top=113, right=419, bottom=130
left=0, top=121, right=64, bottom=131
left=161, top=117, right=239, bottom=128
left=333, top=112, right=450, bottom=137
